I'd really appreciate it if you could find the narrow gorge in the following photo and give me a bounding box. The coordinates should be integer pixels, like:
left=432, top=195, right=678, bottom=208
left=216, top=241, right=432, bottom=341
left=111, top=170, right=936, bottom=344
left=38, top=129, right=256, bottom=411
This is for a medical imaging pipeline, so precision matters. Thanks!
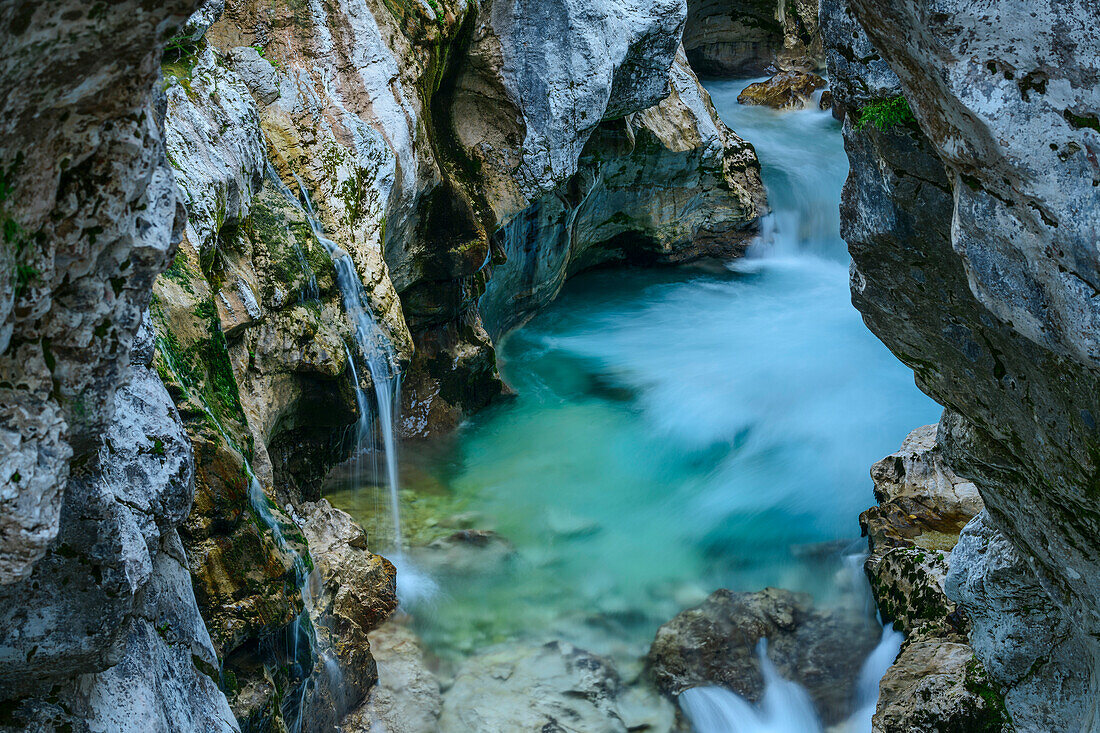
left=0, top=1, right=1097, bottom=731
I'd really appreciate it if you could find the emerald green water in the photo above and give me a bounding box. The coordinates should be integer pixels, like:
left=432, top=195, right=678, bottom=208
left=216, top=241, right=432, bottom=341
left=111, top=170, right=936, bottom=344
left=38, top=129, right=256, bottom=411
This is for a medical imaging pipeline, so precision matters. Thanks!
left=329, top=84, right=941, bottom=673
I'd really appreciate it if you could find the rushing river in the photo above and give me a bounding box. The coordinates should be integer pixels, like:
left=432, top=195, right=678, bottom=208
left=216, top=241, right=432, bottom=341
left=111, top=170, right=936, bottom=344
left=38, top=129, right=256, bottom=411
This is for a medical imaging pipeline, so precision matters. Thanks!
left=330, top=80, right=941, bottom=726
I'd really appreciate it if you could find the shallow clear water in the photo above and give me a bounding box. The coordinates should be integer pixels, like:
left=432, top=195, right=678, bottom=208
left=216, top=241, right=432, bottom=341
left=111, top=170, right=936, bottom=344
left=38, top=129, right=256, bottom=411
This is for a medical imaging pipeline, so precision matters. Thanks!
left=331, top=81, right=940, bottom=674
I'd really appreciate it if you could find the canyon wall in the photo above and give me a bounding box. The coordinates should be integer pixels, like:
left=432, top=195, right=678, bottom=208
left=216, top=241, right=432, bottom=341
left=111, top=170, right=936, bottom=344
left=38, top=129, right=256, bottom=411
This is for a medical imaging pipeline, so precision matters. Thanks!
left=0, top=1, right=240, bottom=729
left=683, top=0, right=823, bottom=76
left=0, top=0, right=763, bottom=730
left=826, top=0, right=1100, bottom=729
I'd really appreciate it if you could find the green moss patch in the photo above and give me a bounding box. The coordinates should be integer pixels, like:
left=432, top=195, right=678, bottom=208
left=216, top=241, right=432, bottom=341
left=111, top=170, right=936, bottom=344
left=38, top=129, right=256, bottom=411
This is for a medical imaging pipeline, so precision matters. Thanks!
left=855, top=95, right=916, bottom=131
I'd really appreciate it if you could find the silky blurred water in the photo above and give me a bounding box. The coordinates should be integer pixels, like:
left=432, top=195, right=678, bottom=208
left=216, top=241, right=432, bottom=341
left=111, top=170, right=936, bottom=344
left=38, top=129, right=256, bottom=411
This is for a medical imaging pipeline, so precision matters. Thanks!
left=331, top=81, right=940, bottom=672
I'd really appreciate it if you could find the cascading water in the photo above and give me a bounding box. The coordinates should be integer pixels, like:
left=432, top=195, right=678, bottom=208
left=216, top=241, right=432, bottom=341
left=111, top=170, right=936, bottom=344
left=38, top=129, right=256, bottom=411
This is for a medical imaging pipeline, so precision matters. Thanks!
left=680, top=641, right=823, bottom=733
left=268, top=172, right=402, bottom=541
left=265, top=166, right=319, bottom=303
left=329, top=79, right=937, bottom=727
left=270, top=171, right=435, bottom=604
left=680, top=626, right=904, bottom=733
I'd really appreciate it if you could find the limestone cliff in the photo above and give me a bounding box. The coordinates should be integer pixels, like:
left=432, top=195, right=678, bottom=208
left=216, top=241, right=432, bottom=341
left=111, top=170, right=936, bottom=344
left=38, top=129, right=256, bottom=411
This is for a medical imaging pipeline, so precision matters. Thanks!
left=827, top=0, right=1100, bottom=728
left=0, top=0, right=237, bottom=729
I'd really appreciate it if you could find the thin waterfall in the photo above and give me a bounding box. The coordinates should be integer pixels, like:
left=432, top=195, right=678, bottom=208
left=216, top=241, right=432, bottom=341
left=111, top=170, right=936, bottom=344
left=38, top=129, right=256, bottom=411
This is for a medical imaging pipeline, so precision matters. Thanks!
left=265, top=166, right=320, bottom=303
left=270, top=170, right=405, bottom=552
left=269, top=172, right=437, bottom=603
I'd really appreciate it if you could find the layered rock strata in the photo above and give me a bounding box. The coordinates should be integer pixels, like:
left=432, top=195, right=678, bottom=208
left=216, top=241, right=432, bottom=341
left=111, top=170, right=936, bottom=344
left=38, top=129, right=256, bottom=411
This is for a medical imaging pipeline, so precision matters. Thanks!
left=827, top=0, right=1100, bottom=728
left=860, top=421, right=1010, bottom=732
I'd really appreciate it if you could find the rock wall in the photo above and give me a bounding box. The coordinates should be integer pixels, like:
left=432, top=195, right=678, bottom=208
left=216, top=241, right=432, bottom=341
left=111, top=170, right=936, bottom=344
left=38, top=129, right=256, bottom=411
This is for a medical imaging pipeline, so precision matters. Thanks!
left=683, top=0, right=823, bottom=77
left=0, top=0, right=241, bottom=729
left=859, top=420, right=1010, bottom=732
left=479, top=48, right=764, bottom=335
left=827, top=0, right=1100, bottom=728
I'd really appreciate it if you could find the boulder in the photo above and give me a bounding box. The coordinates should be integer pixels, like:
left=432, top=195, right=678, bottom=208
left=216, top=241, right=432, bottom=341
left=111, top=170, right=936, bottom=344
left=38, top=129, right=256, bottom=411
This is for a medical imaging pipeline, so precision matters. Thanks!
left=648, top=588, right=880, bottom=724
left=737, top=71, right=827, bottom=110
left=873, top=641, right=1009, bottom=733
left=300, top=500, right=399, bottom=729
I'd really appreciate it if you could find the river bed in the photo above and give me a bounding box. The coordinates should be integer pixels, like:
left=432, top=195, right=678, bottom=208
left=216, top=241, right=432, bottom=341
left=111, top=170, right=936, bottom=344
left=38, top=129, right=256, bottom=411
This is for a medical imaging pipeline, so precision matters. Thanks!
left=329, top=79, right=940, bottom=725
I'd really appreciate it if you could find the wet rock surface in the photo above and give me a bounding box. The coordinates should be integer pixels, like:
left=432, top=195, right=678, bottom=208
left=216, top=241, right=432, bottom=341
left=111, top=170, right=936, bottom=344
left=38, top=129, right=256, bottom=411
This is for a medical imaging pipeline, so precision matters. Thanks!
left=873, top=640, right=1009, bottom=733
left=648, top=588, right=880, bottom=724
left=859, top=421, right=1010, bottom=732
left=0, top=321, right=237, bottom=730
left=300, top=501, right=399, bottom=730
left=860, top=421, right=982, bottom=637
left=737, top=71, right=827, bottom=110
left=828, top=0, right=1100, bottom=726
left=441, top=640, right=676, bottom=733
left=479, top=48, right=765, bottom=335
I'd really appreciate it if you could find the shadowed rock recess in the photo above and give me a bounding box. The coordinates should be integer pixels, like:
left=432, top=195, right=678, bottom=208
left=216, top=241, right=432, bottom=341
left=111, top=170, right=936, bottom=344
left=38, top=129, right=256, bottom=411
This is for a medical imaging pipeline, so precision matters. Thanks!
left=826, top=0, right=1100, bottom=729
left=0, top=0, right=762, bottom=730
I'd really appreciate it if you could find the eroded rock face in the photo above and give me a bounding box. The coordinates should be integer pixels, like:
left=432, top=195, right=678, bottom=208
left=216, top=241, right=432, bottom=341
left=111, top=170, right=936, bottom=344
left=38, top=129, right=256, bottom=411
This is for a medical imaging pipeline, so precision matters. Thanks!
left=874, top=640, right=1009, bottom=733
left=648, top=588, right=880, bottom=725
left=3, top=0, right=767, bottom=728
left=683, top=0, right=823, bottom=76
left=829, top=0, right=1100, bottom=727
left=0, top=320, right=237, bottom=730
left=860, top=420, right=983, bottom=636
left=0, top=0, right=240, bottom=728
left=0, top=0, right=198, bottom=584
left=479, top=49, right=765, bottom=335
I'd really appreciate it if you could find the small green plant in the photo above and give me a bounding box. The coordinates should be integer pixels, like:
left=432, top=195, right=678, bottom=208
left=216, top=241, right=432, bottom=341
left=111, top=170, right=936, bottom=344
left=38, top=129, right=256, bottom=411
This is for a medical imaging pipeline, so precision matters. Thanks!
left=855, top=95, right=915, bottom=131
left=1, top=154, right=41, bottom=298
left=164, top=34, right=197, bottom=60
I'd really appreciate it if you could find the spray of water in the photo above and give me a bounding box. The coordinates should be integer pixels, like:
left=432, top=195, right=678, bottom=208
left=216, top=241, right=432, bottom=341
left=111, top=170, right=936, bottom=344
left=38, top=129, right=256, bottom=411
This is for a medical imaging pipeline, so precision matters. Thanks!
left=680, top=626, right=903, bottom=733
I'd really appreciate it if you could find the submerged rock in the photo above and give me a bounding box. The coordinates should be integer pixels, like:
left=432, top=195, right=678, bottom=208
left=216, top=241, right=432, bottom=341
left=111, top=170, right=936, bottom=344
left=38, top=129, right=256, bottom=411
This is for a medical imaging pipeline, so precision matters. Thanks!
left=648, top=588, right=880, bottom=724
left=440, top=640, right=676, bottom=733
left=737, top=71, right=827, bottom=110
left=341, top=619, right=443, bottom=733
left=413, top=529, right=516, bottom=577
